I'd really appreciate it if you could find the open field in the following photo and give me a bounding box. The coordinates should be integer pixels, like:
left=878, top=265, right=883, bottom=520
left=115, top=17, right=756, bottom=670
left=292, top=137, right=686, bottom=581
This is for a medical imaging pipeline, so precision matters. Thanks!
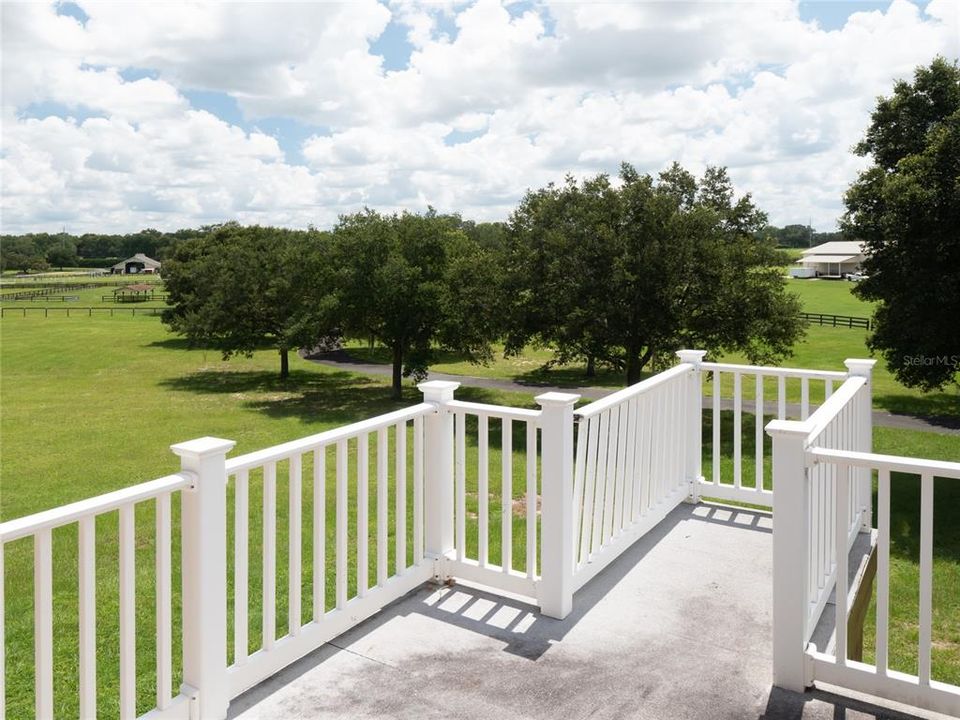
left=785, top=277, right=875, bottom=316
left=1, top=314, right=958, bottom=715
left=0, top=315, right=538, bottom=717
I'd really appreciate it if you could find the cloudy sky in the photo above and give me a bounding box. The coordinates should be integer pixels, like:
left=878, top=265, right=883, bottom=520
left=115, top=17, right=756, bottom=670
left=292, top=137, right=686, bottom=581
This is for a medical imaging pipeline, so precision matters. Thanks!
left=1, top=0, right=957, bottom=234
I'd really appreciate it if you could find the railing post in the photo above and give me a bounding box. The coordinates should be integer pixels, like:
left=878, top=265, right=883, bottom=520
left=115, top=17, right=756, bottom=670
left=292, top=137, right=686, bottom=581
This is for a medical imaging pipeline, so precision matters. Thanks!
left=676, top=349, right=707, bottom=503
left=766, top=419, right=812, bottom=692
left=845, top=359, right=876, bottom=532
left=418, top=381, right=460, bottom=579
left=171, top=436, right=236, bottom=720
left=536, top=391, right=580, bottom=620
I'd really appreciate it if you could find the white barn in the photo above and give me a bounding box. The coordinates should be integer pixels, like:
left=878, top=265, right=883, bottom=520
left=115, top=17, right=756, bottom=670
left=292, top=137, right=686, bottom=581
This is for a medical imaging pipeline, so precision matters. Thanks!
left=111, top=253, right=162, bottom=275
left=799, top=241, right=866, bottom=278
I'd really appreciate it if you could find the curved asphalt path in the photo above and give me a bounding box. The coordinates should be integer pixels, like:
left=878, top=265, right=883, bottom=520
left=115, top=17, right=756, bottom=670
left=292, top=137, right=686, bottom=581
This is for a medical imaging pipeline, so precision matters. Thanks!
left=304, top=351, right=960, bottom=436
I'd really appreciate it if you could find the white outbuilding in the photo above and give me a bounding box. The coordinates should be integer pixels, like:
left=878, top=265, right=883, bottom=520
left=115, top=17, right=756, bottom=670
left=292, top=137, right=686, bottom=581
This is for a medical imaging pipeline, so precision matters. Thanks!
left=798, top=241, right=865, bottom=278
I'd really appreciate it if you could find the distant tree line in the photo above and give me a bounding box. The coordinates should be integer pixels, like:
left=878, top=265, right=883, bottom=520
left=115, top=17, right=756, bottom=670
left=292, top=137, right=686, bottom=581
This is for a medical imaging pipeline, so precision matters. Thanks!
left=0, top=227, right=211, bottom=272
left=756, top=224, right=845, bottom=248
left=161, top=163, right=805, bottom=397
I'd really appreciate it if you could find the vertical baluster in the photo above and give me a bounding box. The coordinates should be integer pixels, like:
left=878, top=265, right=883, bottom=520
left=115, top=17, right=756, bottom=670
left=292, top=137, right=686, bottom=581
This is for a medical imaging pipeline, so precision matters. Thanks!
left=235, top=470, right=249, bottom=662
left=825, top=379, right=834, bottom=400
left=312, top=448, right=325, bottom=621
left=613, top=404, right=628, bottom=535
left=413, top=416, right=424, bottom=563
left=395, top=423, right=406, bottom=575
left=455, top=412, right=466, bottom=561
left=591, top=411, right=610, bottom=554
left=919, top=473, right=934, bottom=686
left=578, top=417, right=599, bottom=565
left=156, top=493, right=172, bottom=708
left=603, top=406, right=620, bottom=539
left=801, top=377, right=810, bottom=420
left=78, top=517, right=96, bottom=717
left=733, top=372, right=742, bottom=488
left=834, top=464, right=849, bottom=666
left=876, top=468, right=890, bottom=676
left=755, top=374, right=764, bottom=492
left=263, top=462, right=277, bottom=648
left=623, top=398, right=638, bottom=527
left=655, top=388, right=665, bottom=501
left=501, top=419, right=513, bottom=573
left=712, top=371, right=720, bottom=484
left=571, top=417, right=587, bottom=566
left=478, top=415, right=489, bottom=567
left=119, top=504, right=136, bottom=719
left=289, top=454, right=302, bottom=635
left=375, top=429, right=388, bottom=586
left=34, top=528, right=54, bottom=720
left=336, top=441, right=348, bottom=608
left=357, top=434, right=369, bottom=598
left=525, top=421, right=538, bottom=578
left=777, top=375, right=786, bottom=419
left=639, top=395, right=652, bottom=515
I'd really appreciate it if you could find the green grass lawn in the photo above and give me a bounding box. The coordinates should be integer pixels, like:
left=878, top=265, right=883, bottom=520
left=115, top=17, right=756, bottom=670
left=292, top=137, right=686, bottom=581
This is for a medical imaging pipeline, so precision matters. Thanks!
left=1, top=313, right=957, bottom=715
left=784, top=277, right=875, bottom=316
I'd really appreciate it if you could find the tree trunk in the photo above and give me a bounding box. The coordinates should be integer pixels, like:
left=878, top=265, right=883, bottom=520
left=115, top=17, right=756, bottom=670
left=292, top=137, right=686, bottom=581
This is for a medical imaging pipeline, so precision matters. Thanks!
left=626, top=346, right=654, bottom=386
left=586, top=355, right=596, bottom=378
left=279, top=347, right=290, bottom=379
left=391, top=343, right=403, bottom=400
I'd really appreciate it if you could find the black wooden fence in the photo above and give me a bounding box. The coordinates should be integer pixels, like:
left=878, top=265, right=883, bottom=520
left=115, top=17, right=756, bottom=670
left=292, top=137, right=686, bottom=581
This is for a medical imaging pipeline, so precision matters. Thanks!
left=0, top=306, right=164, bottom=318
left=799, top=312, right=871, bottom=330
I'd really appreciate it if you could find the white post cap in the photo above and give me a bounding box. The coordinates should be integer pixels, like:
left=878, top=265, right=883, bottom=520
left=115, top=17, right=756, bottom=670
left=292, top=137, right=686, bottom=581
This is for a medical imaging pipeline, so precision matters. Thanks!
left=676, top=349, right=707, bottom=366
left=844, top=359, right=877, bottom=378
left=535, top=391, right=581, bottom=407
left=170, top=437, right=236, bottom=459
left=418, top=380, right=460, bottom=402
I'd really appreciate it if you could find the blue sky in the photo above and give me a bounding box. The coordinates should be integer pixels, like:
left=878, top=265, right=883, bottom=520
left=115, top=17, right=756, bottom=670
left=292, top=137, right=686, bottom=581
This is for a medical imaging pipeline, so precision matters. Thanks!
left=2, top=0, right=956, bottom=233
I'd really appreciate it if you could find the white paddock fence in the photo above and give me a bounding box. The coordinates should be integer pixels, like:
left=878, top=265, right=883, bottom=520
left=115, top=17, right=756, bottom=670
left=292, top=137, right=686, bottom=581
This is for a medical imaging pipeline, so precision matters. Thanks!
left=1, top=352, right=957, bottom=718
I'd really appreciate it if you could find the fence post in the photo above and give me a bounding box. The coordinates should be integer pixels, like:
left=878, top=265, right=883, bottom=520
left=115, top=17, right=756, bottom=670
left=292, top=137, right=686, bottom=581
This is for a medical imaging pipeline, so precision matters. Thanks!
left=418, top=381, right=460, bottom=579
left=845, top=359, right=877, bottom=531
left=537, top=391, right=580, bottom=620
left=171, top=436, right=236, bottom=720
left=767, top=419, right=812, bottom=692
left=676, top=349, right=707, bottom=503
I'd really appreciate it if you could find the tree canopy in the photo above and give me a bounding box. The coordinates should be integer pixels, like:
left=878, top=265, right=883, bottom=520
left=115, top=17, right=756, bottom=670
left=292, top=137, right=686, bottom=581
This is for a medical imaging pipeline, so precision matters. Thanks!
left=843, top=57, right=960, bottom=391
left=162, top=224, right=335, bottom=379
left=505, top=162, right=804, bottom=383
left=331, top=209, right=502, bottom=398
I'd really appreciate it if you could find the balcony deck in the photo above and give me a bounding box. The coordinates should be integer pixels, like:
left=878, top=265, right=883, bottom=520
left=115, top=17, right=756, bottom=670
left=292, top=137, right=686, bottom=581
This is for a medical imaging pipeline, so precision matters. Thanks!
left=228, top=503, right=924, bottom=720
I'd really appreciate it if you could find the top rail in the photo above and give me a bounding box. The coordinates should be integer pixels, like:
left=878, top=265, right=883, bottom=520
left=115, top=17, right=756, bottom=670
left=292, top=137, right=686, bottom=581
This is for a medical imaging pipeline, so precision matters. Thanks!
left=701, top=361, right=847, bottom=381
left=575, top=363, right=690, bottom=420
left=0, top=472, right=194, bottom=543
left=225, top=402, right=435, bottom=474
left=446, top=399, right=541, bottom=423
left=803, top=376, right=866, bottom=445
left=808, top=448, right=960, bottom=479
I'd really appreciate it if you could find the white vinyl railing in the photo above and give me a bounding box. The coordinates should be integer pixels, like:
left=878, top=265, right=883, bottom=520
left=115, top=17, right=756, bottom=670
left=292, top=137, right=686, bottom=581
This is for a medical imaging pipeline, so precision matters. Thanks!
left=0, top=472, right=195, bottom=720
left=570, top=358, right=697, bottom=592
left=222, top=402, right=436, bottom=700
left=802, top=375, right=871, bottom=635
left=700, top=361, right=847, bottom=507
left=3, top=350, right=955, bottom=719
left=769, top=359, right=960, bottom=717
left=447, top=399, right=542, bottom=598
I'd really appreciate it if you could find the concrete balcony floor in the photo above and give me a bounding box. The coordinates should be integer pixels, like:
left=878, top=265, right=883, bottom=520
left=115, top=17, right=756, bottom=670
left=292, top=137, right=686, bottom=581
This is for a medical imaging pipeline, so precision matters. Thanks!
left=228, top=504, right=929, bottom=720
